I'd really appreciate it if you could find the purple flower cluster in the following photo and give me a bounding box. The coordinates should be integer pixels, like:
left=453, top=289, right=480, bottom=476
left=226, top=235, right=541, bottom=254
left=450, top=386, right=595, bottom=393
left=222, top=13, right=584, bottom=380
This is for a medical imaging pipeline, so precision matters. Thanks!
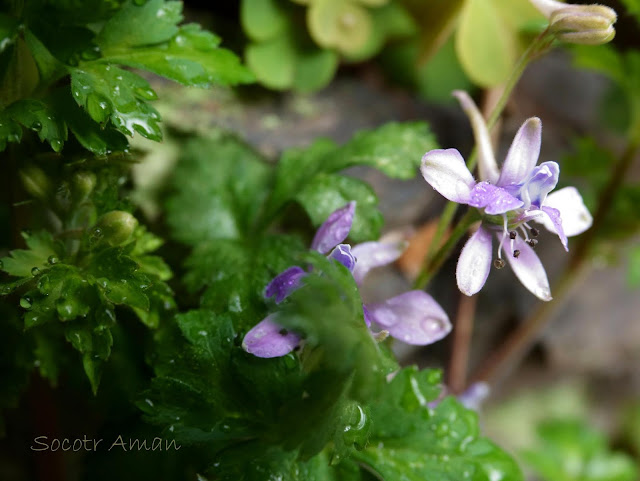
left=242, top=202, right=452, bottom=358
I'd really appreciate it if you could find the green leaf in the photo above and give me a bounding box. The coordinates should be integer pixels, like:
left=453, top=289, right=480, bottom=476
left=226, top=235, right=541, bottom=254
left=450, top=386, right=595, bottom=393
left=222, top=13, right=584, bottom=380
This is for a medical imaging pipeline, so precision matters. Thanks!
left=0, top=230, right=59, bottom=278
left=166, top=132, right=272, bottom=245
left=88, top=247, right=151, bottom=311
left=50, top=89, right=128, bottom=155
left=71, top=64, right=162, bottom=141
left=328, top=121, right=438, bottom=178
left=296, top=174, right=383, bottom=242
left=522, top=419, right=638, bottom=481
left=183, top=235, right=305, bottom=328
left=266, top=122, right=437, bottom=222
left=246, top=25, right=338, bottom=92
left=96, top=0, right=182, bottom=49
left=246, top=35, right=296, bottom=90
left=353, top=367, right=523, bottom=481
left=455, top=0, right=517, bottom=87
left=100, top=24, right=254, bottom=87
left=241, top=0, right=290, bottom=42
left=0, top=99, right=67, bottom=152
left=292, top=45, right=339, bottom=93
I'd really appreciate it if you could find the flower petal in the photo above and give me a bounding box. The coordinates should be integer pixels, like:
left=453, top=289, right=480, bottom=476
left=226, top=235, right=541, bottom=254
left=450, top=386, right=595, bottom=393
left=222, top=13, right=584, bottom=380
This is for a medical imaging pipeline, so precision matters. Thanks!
left=421, top=148, right=476, bottom=204
left=311, top=201, right=355, bottom=254
left=497, top=117, right=542, bottom=188
left=468, top=182, right=524, bottom=215
left=242, top=315, right=300, bottom=358
left=521, top=161, right=559, bottom=208
left=456, top=226, right=493, bottom=296
left=328, top=244, right=356, bottom=271
left=541, top=186, right=592, bottom=236
left=453, top=90, right=500, bottom=183
left=264, top=266, right=306, bottom=303
left=503, top=234, right=552, bottom=301
left=528, top=0, right=577, bottom=17
left=362, top=304, right=372, bottom=328
left=541, top=206, right=568, bottom=251
left=458, top=382, right=490, bottom=411
left=351, top=240, right=406, bottom=285
left=366, top=291, right=451, bottom=345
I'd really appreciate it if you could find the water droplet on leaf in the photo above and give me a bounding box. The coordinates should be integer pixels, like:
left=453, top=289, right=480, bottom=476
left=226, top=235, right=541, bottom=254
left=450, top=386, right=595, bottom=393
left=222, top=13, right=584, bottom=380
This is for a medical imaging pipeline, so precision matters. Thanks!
left=31, top=267, right=40, bottom=276
left=47, top=255, right=58, bottom=265
left=20, top=296, right=32, bottom=309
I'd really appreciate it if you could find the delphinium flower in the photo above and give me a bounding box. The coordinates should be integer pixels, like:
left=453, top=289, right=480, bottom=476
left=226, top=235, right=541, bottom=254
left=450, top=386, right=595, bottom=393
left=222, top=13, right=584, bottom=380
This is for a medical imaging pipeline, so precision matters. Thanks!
left=421, top=91, right=592, bottom=301
left=243, top=202, right=452, bottom=358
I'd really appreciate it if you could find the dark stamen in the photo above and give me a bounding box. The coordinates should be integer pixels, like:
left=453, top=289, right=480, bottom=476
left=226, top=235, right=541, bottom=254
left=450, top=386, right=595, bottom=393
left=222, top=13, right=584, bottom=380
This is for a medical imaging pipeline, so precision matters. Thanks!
left=493, top=259, right=505, bottom=269
left=278, top=328, right=289, bottom=336
left=527, top=239, right=538, bottom=248
left=530, top=227, right=539, bottom=237
left=509, top=231, right=517, bottom=240
left=513, top=249, right=521, bottom=258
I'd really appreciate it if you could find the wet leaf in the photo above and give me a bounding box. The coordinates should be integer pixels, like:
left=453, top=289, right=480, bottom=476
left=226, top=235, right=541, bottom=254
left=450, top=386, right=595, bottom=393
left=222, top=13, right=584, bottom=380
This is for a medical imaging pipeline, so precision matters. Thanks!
left=166, top=132, right=271, bottom=246
left=296, top=173, right=383, bottom=242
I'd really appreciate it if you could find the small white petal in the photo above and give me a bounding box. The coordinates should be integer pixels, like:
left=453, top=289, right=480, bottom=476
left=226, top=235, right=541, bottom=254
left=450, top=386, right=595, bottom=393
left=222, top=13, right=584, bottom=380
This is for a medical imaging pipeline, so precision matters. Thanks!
left=540, top=186, right=593, bottom=237
left=421, top=148, right=476, bottom=204
left=456, top=226, right=493, bottom=296
left=453, top=90, right=500, bottom=183
left=504, top=235, right=552, bottom=301
left=498, top=117, right=542, bottom=188
left=528, top=0, right=572, bottom=18
left=351, top=240, right=406, bottom=285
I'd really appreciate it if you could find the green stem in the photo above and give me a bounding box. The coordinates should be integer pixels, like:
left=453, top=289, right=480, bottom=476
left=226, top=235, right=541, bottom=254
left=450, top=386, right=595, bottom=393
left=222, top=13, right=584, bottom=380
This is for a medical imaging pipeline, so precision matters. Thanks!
left=414, top=30, right=554, bottom=290
left=471, top=140, right=640, bottom=387
left=413, top=209, right=480, bottom=289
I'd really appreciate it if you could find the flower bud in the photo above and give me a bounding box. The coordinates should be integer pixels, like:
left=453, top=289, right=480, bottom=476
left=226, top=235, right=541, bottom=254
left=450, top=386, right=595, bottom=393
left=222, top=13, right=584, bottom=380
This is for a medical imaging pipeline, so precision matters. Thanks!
left=528, top=0, right=617, bottom=45
left=549, top=5, right=616, bottom=45
left=95, top=211, right=138, bottom=246
left=71, top=171, right=97, bottom=203
left=20, top=166, right=50, bottom=200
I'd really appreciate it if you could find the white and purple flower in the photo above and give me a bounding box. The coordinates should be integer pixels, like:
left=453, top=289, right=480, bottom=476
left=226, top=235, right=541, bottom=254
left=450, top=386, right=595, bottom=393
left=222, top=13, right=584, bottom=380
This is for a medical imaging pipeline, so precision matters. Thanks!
left=421, top=91, right=592, bottom=301
left=243, top=202, right=452, bottom=358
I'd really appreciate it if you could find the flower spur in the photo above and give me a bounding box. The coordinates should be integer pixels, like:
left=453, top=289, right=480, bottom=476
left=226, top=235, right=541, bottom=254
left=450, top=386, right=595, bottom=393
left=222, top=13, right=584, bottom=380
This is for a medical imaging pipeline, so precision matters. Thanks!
left=421, top=91, right=592, bottom=301
left=243, top=202, right=451, bottom=358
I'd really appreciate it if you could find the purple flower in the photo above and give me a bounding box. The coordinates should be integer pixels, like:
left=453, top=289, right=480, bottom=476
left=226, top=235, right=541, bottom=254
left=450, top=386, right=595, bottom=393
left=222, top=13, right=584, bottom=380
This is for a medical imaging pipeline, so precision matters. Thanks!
left=421, top=91, right=592, bottom=301
left=243, top=202, right=452, bottom=358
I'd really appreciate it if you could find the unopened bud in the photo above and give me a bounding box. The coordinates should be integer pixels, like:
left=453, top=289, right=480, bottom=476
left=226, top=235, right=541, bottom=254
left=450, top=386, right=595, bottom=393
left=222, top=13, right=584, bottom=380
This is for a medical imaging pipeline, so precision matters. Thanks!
left=71, top=171, right=96, bottom=203
left=20, top=166, right=50, bottom=200
left=529, top=0, right=617, bottom=45
left=550, top=5, right=616, bottom=45
left=95, top=211, right=137, bottom=246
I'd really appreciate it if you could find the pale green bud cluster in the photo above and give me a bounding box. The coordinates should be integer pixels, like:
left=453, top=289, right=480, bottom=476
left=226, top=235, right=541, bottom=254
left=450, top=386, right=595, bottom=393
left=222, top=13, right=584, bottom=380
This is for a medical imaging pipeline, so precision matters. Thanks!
left=549, top=5, right=617, bottom=45
left=528, top=0, right=617, bottom=45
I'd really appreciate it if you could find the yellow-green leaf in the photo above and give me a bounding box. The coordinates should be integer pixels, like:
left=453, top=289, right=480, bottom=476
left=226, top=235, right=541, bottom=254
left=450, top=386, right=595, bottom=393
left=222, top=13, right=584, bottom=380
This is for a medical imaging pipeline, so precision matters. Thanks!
left=456, top=0, right=517, bottom=87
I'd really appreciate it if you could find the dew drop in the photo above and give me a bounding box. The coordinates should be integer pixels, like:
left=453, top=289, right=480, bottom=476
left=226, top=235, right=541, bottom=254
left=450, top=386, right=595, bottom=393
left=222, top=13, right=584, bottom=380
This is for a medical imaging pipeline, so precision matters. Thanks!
left=31, top=267, right=40, bottom=276
left=47, top=255, right=59, bottom=265
left=31, top=121, right=42, bottom=131
left=20, top=296, right=32, bottom=309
